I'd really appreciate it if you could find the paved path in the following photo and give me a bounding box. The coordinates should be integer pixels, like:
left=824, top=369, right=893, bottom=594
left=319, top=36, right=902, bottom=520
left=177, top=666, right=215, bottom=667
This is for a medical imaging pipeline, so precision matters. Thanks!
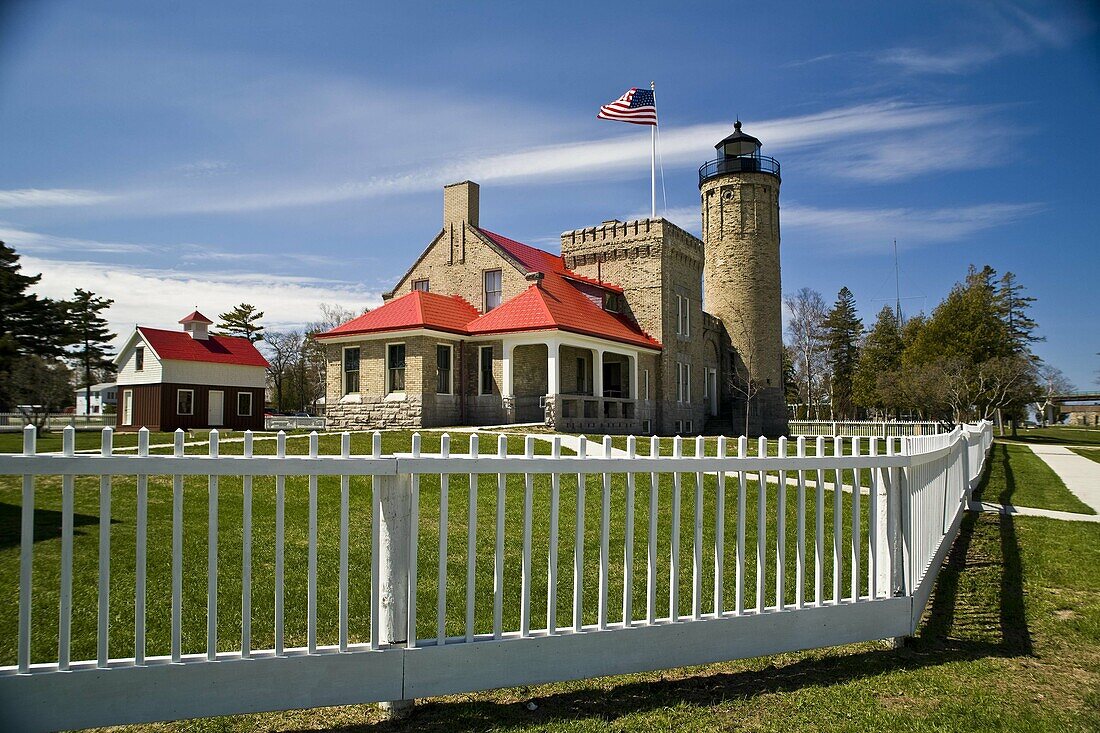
left=967, top=500, right=1100, bottom=523
left=1028, top=444, right=1100, bottom=515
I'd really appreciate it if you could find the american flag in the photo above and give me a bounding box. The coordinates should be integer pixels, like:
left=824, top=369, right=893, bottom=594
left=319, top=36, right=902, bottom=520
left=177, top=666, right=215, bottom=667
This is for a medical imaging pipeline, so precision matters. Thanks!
left=597, top=87, right=658, bottom=126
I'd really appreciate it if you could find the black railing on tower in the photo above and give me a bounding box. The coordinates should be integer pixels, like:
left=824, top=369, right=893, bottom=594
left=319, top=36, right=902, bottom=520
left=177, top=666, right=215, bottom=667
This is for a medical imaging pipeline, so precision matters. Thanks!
left=698, top=155, right=781, bottom=186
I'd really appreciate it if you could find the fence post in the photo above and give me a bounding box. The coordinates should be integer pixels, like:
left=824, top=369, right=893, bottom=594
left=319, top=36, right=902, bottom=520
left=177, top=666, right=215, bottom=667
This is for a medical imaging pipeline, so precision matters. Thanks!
left=831, top=421, right=837, bottom=437
left=885, top=437, right=909, bottom=647
left=377, top=470, right=414, bottom=718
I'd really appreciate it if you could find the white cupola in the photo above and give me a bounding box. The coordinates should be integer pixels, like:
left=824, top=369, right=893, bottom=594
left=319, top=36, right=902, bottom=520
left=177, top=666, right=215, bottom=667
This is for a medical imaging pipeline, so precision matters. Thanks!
left=179, top=310, right=213, bottom=340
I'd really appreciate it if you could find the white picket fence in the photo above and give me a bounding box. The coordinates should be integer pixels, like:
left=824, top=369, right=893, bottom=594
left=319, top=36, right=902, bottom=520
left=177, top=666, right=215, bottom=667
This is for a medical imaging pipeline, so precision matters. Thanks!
left=789, top=420, right=948, bottom=438
left=0, top=422, right=993, bottom=732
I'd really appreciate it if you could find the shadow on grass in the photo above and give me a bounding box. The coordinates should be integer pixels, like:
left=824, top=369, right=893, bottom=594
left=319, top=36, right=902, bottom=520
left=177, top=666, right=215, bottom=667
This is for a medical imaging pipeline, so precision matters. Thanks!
left=0, top=502, right=105, bottom=550
left=288, top=486, right=1033, bottom=732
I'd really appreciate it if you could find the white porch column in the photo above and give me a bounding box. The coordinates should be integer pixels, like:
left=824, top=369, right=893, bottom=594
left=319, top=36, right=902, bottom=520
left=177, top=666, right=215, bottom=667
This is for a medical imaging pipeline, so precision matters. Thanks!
left=631, top=353, right=639, bottom=400
left=593, top=348, right=604, bottom=398
left=501, top=341, right=514, bottom=398
left=546, top=339, right=559, bottom=395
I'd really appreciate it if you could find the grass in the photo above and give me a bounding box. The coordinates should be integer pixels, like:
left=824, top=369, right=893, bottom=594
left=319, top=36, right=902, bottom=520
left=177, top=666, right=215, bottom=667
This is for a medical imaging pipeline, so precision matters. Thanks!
left=1070, top=447, right=1100, bottom=465
left=2, top=431, right=1099, bottom=730
left=972, top=443, right=1095, bottom=515
left=1000, top=425, right=1100, bottom=446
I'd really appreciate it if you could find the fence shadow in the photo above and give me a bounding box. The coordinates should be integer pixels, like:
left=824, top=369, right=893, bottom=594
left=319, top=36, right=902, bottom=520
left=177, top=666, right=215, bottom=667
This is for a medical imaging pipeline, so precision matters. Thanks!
left=290, top=499, right=1031, bottom=732
left=0, top=501, right=105, bottom=550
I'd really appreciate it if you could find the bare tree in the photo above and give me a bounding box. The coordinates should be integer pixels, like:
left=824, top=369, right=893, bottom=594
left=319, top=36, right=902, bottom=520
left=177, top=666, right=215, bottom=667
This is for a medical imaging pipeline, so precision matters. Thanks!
left=1035, top=363, right=1074, bottom=426
left=10, top=355, right=73, bottom=432
left=784, top=288, right=828, bottom=419
left=724, top=307, right=762, bottom=437
left=263, top=330, right=303, bottom=411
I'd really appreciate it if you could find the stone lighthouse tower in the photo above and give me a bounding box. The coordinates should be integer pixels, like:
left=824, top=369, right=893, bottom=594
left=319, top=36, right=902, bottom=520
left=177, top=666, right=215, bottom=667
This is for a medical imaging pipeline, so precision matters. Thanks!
left=700, top=121, right=788, bottom=435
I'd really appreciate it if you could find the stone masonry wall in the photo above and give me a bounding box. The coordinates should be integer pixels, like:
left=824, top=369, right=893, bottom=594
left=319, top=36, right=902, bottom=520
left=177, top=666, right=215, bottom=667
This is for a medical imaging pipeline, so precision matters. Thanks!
left=560, top=218, right=719, bottom=434
left=700, top=171, right=786, bottom=435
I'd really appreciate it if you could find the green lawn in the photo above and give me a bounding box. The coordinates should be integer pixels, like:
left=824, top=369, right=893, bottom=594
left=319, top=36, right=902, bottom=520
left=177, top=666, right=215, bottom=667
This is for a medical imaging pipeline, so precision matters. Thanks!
left=1071, top=447, right=1100, bottom=465
left=1002, top=425, right=1100, bottom=446
left=2, top=432, right=1099, bottom=730
left=972, top=443, right=1096, bottom=515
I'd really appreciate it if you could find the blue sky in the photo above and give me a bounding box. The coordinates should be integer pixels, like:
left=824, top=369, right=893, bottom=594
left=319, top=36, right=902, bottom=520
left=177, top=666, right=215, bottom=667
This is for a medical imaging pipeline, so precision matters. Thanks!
left=1, top=0, right=1097, bottom=386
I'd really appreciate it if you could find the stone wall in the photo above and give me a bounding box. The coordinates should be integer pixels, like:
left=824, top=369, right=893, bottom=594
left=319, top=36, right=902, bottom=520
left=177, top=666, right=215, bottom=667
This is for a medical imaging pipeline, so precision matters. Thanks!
left=323, top=334, right=462, bottom=430
left=560, top=218, right=720, bottom=434
left=700, top=171, right=787, bottom=435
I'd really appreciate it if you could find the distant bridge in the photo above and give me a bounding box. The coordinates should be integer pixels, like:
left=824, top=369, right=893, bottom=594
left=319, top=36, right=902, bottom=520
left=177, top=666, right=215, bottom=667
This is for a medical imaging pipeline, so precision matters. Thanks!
left=1053, top=391, right=1100, bottom=403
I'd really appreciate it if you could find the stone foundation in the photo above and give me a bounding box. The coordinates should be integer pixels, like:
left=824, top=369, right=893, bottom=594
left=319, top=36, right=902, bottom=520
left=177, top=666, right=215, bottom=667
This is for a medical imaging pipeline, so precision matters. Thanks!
left=326, top=395, right=424, bottom=431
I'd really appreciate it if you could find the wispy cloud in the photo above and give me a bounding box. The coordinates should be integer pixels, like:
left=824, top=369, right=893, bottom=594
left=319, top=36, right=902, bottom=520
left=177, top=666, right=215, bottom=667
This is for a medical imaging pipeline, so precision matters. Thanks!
left=782, top=201, right=1045, bottom=251
left=631, top=201, right=1044, bottom=253
left=23, top=255, right=378, bottom=345
left=877, top=2, right=1092, bottom=74
left=0, top=222, right=156, bottom=254
left=0, top=188, right=115, bottom=208
left=1, top=100, right=1013, bottom=215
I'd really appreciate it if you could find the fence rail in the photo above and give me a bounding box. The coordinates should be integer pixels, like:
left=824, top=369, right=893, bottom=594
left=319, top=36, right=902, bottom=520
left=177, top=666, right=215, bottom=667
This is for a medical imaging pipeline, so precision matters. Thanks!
left=788, top=420, right=948, bottom=438
left=264, top=415, right=327, bottom=431
left=0, top=421, right=992, bottom=732
left=0, top=413, right=111, bottom=432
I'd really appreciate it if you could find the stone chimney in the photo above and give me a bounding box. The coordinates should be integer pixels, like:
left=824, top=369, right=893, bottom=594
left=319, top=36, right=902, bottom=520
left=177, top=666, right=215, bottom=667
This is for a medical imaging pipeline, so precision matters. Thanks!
left=443, top=181, right=479, bottom=228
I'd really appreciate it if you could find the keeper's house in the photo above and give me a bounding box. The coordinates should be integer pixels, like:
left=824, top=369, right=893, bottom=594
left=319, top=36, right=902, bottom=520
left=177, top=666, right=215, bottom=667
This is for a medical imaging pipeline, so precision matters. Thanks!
left=113, top=311, right=269, bottom=432
left=316, top=122, right=789, bottom=436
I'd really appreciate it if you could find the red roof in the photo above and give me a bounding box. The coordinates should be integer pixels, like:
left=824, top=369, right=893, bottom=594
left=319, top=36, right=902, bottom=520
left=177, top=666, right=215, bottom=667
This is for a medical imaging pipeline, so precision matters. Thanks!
left=318, top=290, right=480, bottom=338
left=317, top=230, right=661, bottom=350
left=178, top=310, right=213, bottom=324
left=138, top=327, right=269, bottom=367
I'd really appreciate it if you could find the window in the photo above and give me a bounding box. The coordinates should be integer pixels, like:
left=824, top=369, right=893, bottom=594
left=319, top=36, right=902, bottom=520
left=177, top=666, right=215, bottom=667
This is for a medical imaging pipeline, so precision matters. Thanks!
left=479, top=345, right=494, bottom=395
left=675, top=420, right=683, bottom=434
left=412, top=279, right=429, bottom=292
left=576, top=356, right=587, bottom=394
left=483, top=269, right=503, bottom=311
left=642, top=419, right=652, bottom=434
left=676, top=296, right=690, bottom=337
left=603, top=292, right=621, bottom=313
left=436, top=344, right=452, bottom=394
left=135, top=346, right=144, bottom=371
left=343, top=347, right=360, bottom=394
left=237, top=391, right=252, bottom=417
left=677, top=362, right=692, bottom=403
left=177, top=389, right=194, bottom=416
left=387, top=343, right=406, bottom=393
left=644, top=369, right=650, bottom=400
left=685, top=420, right=693, bottom=434
left=686, top=364, right=692, bottom=402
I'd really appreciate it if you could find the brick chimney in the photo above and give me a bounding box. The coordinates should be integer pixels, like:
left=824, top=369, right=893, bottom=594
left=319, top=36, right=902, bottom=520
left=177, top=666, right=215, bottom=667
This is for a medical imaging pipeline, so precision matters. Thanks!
left=443, top=181, right=479, bottom=228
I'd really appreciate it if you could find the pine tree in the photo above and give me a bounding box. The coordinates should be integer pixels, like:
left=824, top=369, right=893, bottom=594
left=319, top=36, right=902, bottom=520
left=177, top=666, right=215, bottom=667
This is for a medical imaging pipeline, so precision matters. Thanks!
left=217, top=303, right=265, bottom=342
left=0, top=241, right=72, bottom=409
left=66, top=289, right=116, bottom=415
left=853, top=306, right=902, bottom=415
left=823, top=287, right=863, bottom=419
left=997, top=271, right=1042, bottom=355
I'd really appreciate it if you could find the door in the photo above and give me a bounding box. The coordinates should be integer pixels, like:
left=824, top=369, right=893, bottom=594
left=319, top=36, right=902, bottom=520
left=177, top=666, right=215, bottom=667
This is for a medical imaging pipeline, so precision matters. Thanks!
left=122, top=389, right=133, bottom=426
left=208, top=390, right=224, bottom=426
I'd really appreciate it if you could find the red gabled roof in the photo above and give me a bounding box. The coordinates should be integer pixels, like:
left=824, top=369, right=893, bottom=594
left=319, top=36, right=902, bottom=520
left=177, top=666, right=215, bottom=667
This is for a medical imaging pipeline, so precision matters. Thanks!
left=317, top=230, right=661, bottom=350
left=178, top=310, right=213, bottom=324
left=318, top=290, right=480, bottom=338
left=138, top=327, right=269, bottom=367
left=466, top=270, right=661, bottom=350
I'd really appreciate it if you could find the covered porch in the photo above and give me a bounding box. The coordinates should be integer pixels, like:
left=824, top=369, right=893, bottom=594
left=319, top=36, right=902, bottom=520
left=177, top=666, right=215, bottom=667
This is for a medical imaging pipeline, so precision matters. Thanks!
left=497, top=333, right=656, bottom=434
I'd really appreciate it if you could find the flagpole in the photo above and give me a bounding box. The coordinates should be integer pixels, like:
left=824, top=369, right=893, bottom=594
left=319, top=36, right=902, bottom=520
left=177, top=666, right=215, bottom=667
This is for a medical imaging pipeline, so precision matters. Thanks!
left=650, top=81, right=656, bottom=218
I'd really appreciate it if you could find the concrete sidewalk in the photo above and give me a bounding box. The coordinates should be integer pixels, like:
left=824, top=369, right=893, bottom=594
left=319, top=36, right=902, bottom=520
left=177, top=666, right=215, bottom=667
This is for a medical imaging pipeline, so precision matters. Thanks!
left=968, top=500, right=1100, bottom=523
left=1028, top=444, right=1100, bottom=515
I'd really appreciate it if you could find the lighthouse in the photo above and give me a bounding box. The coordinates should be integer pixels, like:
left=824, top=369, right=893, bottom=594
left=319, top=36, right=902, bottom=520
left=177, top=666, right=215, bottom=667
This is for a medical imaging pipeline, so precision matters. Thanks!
left=700, top=121, right=787, bottom=436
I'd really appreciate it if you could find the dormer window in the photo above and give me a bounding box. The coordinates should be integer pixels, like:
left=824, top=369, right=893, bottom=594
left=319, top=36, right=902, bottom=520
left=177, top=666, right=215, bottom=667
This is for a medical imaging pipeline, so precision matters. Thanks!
left=135, top=346, right=145, bottom=371
left=603, top=293, right=622, bottom=313
left=483, top=269, right=503, bottom=311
